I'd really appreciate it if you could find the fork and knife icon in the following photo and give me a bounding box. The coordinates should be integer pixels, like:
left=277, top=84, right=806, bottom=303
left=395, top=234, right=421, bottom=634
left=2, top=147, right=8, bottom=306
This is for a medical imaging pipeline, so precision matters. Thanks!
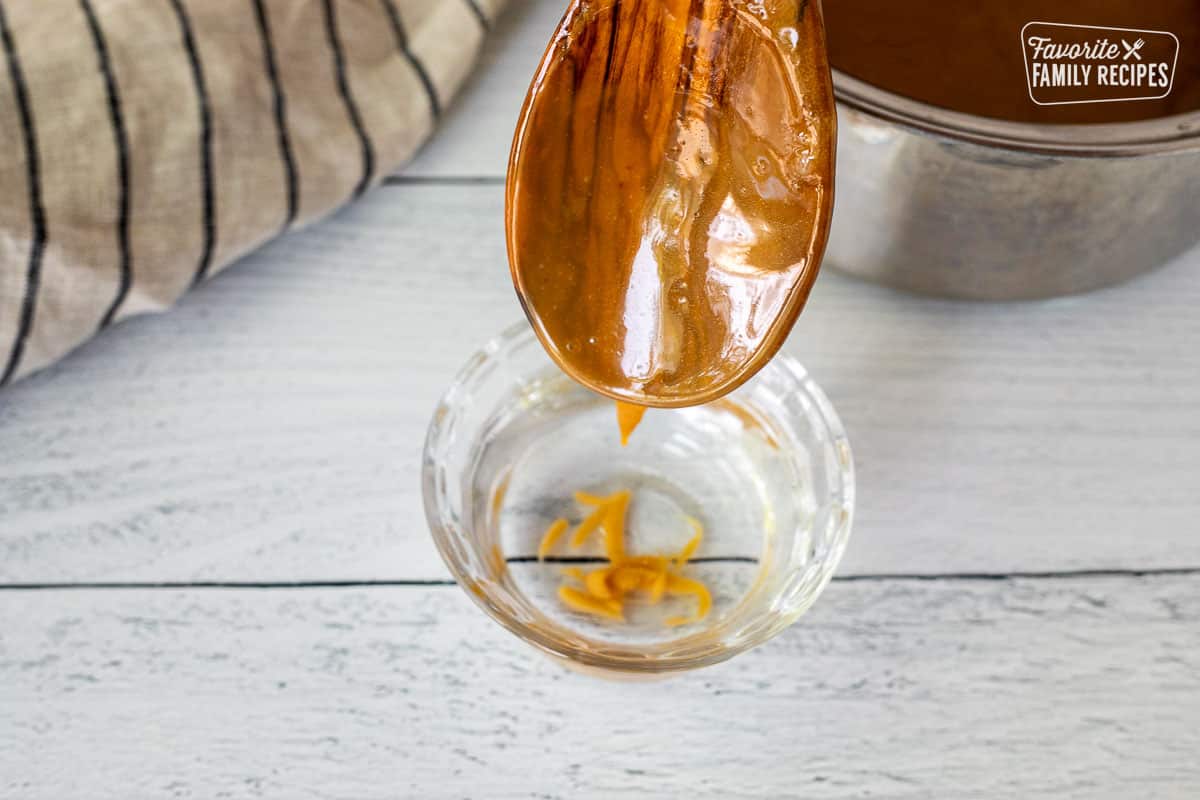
left=1121, top=38, right=1146, bottom=60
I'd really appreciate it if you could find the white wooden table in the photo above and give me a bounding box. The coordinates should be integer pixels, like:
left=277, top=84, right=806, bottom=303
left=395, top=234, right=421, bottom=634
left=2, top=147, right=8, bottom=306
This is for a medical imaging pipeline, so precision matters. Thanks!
left=2, top=1, right=1199, bottom=797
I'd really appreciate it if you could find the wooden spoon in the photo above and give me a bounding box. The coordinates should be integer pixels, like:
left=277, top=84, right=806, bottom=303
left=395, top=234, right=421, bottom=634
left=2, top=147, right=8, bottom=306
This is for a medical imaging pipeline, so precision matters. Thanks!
left=506, top=0, right=836, bottom=408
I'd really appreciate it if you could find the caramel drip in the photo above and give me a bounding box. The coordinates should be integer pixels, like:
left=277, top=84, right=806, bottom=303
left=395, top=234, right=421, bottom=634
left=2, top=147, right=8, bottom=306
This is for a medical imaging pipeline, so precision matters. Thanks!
left=615, top=400, right=647, bottom=445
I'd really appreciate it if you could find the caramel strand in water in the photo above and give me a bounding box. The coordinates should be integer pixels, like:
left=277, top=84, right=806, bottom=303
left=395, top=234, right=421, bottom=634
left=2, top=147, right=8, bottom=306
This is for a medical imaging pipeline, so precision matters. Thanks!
left=573, top=489, right=613, bottom=506
left=537, top=518, right=569, bottom=561
left=558, top=585, right=624, bottom=620
left=541, top=488, right=712, bottom=626
left=663, top=573, right=713, bottom=627
left=674, top=517, right=703, bottom=568
left=585, top=567, right=615, bottom=600
left=570, top=503, right=611, bottom=548
left=601, top=491, right=630, bottom=562
left=648, top=569, right=668, bottom=603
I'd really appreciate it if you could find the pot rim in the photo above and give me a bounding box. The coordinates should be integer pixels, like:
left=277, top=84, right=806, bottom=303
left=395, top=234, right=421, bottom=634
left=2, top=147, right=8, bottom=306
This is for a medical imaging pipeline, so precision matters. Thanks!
left=833, top=70, right=1200, bottom=157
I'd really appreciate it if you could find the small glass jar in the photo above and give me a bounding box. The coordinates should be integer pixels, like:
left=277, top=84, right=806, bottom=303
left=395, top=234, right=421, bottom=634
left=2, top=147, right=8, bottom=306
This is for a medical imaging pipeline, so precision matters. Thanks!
left=423, top=322, right=854, bottom=675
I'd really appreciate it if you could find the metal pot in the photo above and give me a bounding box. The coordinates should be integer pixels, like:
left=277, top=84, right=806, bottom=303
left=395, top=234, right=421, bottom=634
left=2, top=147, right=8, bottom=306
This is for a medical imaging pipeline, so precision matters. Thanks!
left=825, top=72, right=1200, bottom=300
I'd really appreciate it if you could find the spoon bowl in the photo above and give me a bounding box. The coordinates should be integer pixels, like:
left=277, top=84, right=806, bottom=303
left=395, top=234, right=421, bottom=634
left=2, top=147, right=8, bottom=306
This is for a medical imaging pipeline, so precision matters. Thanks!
left=506, top=0, right=837, bottom=407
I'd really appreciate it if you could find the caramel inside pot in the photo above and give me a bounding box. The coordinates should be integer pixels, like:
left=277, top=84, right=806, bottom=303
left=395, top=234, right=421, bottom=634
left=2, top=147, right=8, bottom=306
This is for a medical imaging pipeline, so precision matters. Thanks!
left=824, top=0, right=1200, bottom=124
left=507, top=0, right=836, bottom=408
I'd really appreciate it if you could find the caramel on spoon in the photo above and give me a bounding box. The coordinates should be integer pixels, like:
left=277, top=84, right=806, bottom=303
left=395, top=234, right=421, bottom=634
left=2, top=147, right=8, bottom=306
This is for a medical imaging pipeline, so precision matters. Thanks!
left=506, top=0, right=836, bottom=408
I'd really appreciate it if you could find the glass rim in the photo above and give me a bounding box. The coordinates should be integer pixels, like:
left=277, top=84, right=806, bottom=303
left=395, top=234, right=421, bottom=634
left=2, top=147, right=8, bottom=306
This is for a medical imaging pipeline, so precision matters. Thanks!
left=422, top=321, right=855, bottom=674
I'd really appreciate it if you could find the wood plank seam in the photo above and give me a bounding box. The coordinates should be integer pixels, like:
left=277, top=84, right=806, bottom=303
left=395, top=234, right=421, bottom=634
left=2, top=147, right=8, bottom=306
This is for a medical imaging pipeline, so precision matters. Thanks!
left=1, top=567, right=1197, bottom=591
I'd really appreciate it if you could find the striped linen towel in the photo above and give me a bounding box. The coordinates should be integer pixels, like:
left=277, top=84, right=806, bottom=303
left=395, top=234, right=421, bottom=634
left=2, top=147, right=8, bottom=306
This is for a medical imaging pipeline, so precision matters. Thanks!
left=0, top=0, right=504, bottom=387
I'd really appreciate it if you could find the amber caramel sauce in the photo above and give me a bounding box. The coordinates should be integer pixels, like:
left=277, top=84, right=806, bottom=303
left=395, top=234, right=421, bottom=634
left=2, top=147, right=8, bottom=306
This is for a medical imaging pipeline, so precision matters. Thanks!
left=507, top=0, right=836, bottom=408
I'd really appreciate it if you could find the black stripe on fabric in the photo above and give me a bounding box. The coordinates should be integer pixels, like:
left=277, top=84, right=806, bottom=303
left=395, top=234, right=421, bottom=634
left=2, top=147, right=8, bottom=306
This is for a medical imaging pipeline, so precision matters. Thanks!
left=0, top=1, right=46, bottom=387
left=461, top=0, right=490, bottom=32
left=322, top=0, right=374, bottom=199
left=380, top=0, right=440, bottom=120
left=167, top=0, right=216, bottom=287
left=251, top=0, right=298, bottom=232
left=79, top=0, right=132, bottom=329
